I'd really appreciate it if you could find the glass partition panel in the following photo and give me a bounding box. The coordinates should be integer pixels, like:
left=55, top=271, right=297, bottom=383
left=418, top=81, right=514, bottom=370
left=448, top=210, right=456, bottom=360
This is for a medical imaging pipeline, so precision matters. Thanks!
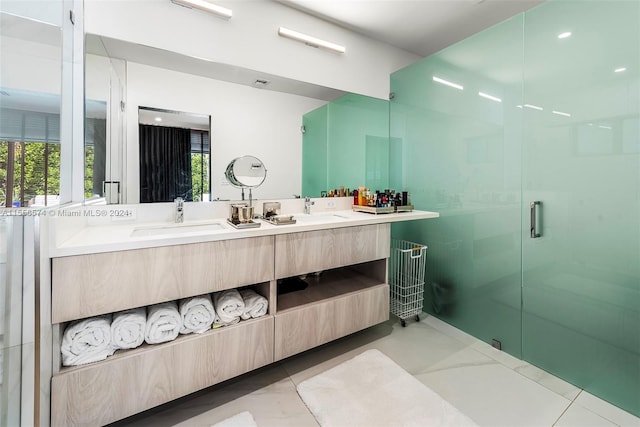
left=327, top=94, right=389, bottom=192
left=85, top=36, right=126, bottom=203
left=302, top=105, right=328, bottom=198
left=0, top=216, right=23, bottom=426
left=0, top=12, right=63, bottom=207
left=302, top=93, right=389, bottom=197
left=522, top=0, right=640, bottom=416
left=390, top=15, right=524, bottom=357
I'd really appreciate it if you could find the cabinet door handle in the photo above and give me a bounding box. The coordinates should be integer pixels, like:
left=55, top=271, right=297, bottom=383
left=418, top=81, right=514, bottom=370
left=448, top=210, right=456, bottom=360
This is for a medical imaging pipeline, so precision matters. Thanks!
left=530, top=201, right=541, bottom=238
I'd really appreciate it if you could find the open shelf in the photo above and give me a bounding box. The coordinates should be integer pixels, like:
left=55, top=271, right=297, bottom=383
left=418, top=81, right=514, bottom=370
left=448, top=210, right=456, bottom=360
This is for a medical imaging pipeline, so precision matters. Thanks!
left=51, top=315, right=274, bottom=427
left=56, top=315, right=272, bottom=375
left=277, top=262, right=386, bottom=313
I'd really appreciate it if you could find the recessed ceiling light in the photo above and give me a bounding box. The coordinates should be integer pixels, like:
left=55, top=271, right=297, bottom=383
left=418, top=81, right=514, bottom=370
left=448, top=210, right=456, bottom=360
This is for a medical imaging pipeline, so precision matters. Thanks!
left=155, top=117, right=162, bottom=122
left=614, top=67, right=627, bottom=73
left=278, top=27, right=346, bottom=54
left=432, top=76, right=463, bottom=90
left=552, top=110, right=571, bottom=117
left=478, top=91, right=502, bottom=103
left=524, top=104, right=543, bottom=111
left=170, top=0, right=232, bottom=19
left=558, top=31, right=572, bottom=39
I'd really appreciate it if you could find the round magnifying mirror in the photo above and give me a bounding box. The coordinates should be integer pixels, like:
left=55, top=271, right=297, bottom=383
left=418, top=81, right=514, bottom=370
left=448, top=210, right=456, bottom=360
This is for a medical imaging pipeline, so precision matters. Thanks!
left=225, top=155, right=267, bottom=188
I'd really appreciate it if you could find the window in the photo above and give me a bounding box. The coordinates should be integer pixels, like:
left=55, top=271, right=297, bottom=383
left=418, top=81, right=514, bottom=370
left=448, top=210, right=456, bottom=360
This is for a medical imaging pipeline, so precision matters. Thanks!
left=0, top=108, right=61, bottom=207
left=191, top=130, right=210, bottom=202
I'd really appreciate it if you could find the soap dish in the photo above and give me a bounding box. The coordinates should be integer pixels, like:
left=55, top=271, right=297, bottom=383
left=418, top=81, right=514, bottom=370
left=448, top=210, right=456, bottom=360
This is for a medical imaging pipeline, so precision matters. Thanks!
left=262, top=214, right=297, bottom=225
left=226, top=219, right=261, bottom=229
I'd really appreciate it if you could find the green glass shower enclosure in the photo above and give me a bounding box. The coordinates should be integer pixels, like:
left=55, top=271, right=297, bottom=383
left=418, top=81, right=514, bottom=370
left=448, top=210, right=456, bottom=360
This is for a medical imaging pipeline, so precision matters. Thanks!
left=390, top=0, right=639, bottom=417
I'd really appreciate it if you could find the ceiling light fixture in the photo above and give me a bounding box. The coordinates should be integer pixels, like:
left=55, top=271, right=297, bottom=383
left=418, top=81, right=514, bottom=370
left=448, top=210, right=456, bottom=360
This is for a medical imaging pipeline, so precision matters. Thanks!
left=524, top=104, right=543, bottom=111
left=171, top=0, right=232, bottom=19
left=558, top=31, right=572, bottom=39
left=552, top=110, right=571, bottom=117
left=614, top=67, right=627, bottom=73
left=278, top=27, right=346, bottom=54
left=155, top=117, right=163, bottom=122
left=478, top=91, right=502, bottom=102
left=432, top=76, right=463, bottom=90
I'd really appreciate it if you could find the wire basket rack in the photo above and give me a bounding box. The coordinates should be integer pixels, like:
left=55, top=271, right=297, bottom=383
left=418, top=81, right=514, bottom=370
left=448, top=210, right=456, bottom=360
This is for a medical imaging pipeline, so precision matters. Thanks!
left=389, top=239, right=427, bottom=327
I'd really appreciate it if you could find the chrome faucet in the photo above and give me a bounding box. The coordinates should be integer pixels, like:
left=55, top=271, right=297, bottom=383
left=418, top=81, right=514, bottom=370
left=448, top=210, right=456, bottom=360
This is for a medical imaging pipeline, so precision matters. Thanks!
left=174, top=197, right=184, bottom=223
left=304, top=196, right=315, bottom=214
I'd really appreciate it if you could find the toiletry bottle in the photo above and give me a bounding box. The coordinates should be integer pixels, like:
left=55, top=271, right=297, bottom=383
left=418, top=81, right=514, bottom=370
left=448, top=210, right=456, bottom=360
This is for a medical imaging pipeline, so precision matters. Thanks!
left=353, top=189, right=358, bottom=206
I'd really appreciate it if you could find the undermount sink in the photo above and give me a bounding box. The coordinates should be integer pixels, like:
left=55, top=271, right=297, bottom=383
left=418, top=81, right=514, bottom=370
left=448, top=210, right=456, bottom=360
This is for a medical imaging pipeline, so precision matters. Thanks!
left=131, top=221, right=225, bottom=237
left=293, top=213, right=349, bottom=223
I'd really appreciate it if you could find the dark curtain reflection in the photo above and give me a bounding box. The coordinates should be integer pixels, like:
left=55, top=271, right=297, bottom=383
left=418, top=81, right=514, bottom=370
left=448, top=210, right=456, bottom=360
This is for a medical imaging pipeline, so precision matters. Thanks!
left=139, top=124, right=192, bottom=203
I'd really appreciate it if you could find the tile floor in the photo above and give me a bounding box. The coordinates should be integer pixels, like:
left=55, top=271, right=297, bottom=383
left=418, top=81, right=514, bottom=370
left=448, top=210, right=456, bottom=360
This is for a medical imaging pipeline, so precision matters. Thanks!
left=112, top=314, right=640, bottom=427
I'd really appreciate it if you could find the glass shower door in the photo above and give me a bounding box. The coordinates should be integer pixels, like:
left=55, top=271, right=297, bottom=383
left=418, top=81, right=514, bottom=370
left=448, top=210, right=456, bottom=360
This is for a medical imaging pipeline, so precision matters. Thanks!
left=522, top=0, right=640, bottom=416
left=389, top=13, right=525, bottom=357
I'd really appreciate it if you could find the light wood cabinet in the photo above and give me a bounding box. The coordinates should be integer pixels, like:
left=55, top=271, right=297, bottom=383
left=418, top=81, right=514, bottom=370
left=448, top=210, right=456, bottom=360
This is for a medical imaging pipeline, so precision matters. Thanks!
left=275, top=224, right=390, bottom=278
left=50, top=224, right=392, bottom=425
left=275, top=279, right=388, bottom=360
left=51, top=317, right=273, bottom=426
left=52, top=236, right=274, bottom=323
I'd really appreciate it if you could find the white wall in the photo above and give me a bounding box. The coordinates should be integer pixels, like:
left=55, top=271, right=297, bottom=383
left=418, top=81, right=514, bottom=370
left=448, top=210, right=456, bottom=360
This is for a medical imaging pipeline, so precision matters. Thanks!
left=84, top=0, right=420, bottom=100
left=126, top=62, right=326, bottom=202
left=0, top=37, right=61, bottom=98
left=0, top=0, right=63, bottom=27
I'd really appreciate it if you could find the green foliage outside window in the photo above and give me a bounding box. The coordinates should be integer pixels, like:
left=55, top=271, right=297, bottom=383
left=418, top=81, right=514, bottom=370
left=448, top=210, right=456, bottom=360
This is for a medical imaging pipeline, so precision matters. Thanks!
left=191, top=153, right=210, bottom=202
left=0, top=140, right=60, bottom=207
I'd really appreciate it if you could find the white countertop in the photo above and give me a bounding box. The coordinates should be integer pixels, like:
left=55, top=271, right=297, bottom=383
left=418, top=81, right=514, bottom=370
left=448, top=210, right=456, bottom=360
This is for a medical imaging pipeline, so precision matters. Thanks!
left=50, top=209, right=439, bottom=257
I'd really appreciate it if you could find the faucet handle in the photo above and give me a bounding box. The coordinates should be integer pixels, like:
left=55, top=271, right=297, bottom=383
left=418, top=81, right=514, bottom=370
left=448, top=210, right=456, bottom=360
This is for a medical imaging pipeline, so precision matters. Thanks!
left=174, top=197, right=184, bottom=206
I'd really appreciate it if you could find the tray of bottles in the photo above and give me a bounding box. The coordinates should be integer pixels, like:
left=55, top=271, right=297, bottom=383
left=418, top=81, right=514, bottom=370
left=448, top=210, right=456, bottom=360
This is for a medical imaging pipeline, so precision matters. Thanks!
left=352, top=205, right=413, bottom=214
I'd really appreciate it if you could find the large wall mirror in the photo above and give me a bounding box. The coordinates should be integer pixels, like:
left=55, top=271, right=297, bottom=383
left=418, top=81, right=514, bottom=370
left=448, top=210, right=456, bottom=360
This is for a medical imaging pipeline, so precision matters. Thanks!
left=84, top=34, right=390, bottom=204
left=138, top=106, right=211, bottom=203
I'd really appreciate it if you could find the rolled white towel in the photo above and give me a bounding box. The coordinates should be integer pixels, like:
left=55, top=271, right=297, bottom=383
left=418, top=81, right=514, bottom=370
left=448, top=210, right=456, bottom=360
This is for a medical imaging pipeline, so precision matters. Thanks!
left=145, top=301, right=182, bottom=344
left=111, top=307, right=146, bottom=350
left=213, top=289, right=245, bottom=325
left=179, top=294, right=215, bottom=334
left=61, top=315, right=115, bottom=366
left=239, top=289, right=268, bottom=320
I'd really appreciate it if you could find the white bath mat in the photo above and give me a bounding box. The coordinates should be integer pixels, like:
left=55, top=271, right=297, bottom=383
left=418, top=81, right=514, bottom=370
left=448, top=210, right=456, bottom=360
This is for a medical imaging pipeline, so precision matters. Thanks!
left=297, top=349, right=478, bottom=427
left=211, top=411, right=258, bottom=427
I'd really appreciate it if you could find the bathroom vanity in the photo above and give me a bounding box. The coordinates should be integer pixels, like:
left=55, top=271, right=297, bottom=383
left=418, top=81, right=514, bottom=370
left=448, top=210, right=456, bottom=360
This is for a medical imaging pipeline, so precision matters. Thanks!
left=46, top=205, right=437, bottom=426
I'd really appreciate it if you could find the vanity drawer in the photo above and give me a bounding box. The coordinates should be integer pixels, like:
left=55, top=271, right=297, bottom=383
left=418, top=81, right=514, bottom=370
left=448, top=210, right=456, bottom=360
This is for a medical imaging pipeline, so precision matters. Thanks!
left=51, top=316, right=274, bottom=427
left=274, top=224, right=390, bottom=278
left=274, top=284, right=389, bottom=360
left=52, top=236, right=274, bottom=323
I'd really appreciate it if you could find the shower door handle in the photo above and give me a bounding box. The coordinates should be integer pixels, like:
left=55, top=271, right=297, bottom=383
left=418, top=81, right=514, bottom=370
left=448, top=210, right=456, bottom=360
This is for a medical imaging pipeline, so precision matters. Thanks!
left=530, top=201, right=541, bottom=238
